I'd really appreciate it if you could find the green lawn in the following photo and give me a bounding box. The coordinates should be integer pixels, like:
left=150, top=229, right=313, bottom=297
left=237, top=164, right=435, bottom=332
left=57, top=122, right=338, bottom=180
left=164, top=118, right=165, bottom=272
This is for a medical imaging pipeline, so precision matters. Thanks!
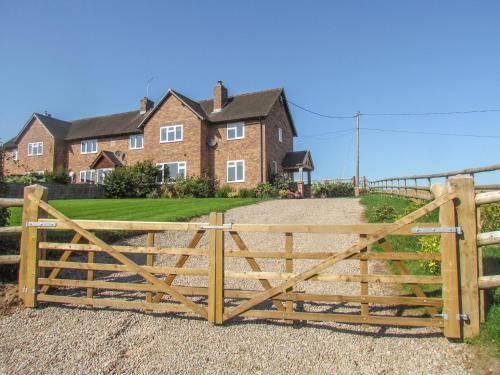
left=8, top=197, right=264, bottom=225
left=360, top=193, right=500, bottom=357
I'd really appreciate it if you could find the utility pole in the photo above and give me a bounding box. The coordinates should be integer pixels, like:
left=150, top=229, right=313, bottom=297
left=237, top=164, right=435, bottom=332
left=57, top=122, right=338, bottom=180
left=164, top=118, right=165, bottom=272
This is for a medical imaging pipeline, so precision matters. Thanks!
left=355, top=111, right=360, bottom=196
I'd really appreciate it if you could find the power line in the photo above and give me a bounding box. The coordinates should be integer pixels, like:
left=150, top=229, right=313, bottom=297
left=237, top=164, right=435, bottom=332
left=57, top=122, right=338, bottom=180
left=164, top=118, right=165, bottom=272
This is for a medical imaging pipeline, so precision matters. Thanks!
left=361, top=127, right=500, bottom=139
left=286, top=99, right=355, bottom=119
left=361, top=109, right=500, bottom=117
left=301, top=128, right=355, bottom=138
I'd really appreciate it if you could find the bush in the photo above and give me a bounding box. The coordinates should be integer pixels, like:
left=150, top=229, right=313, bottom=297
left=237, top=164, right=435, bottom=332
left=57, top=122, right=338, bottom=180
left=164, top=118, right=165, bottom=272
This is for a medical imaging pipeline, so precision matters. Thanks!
left=44, top=168, right=71, bottom=184
left=228, top=192, right=239, bottom=198
left=5, top=172, right=45, bottom=184
left=215, top=185, right=233, bottom=198
left=255, top=183, right=277, bottom=198
left=418, top=236, right=441, bottom=275
left=104, top=161, right=158, bottom=198
left=270, top=174, right=294, bottom=191
left=0, top=145, right=9, bottom=227
left=163, top=174, right=216, bottom=198
left=238, top=188, right=256, bottom=198
left=481, top=203, right=500, bottom=232
left=312, top=181, right=354, bottom=198
left=373, top=203, right=397, bottom=222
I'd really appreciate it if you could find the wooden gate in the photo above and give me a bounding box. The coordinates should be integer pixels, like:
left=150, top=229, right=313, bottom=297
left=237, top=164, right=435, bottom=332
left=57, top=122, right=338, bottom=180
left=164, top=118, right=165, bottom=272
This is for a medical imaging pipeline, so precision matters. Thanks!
left=18, top=176, right=480, bottom=339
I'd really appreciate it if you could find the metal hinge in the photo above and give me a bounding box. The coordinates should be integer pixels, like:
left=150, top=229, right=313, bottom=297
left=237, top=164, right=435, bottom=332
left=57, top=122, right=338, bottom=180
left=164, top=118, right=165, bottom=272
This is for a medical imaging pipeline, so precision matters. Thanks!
left=434, top=313, right=448, bottom=320
left=22, top=286, right=28, bottom=294
left=25, top=221, right=57, bottom=228
left=200, top=223, right=233, bottom=230
left=412, top=226, right=463, bottom=235
left=457, top=313, right=469, bottom=321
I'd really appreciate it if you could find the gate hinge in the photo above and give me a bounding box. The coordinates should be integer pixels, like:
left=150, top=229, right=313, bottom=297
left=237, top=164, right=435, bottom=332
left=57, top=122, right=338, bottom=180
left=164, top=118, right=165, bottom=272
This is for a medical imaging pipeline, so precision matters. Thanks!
left=25, top=221, right=57, bottom=228
left=22, top=286, right=28, bottom=294
left=200, top=223, right=233, bottom=230
left=456, top=313, right=469, bottom=321
left=412, top=226, right=463, bottom=235
left=434, top=313, right=448, bottom=320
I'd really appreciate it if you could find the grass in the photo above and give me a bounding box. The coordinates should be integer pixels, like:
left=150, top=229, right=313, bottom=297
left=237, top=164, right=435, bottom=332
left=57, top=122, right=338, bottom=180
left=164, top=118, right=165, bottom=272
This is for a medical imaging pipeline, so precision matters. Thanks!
left=7, top=197, right=264, bottom=226
left=360, top=193, right=500, bottom=357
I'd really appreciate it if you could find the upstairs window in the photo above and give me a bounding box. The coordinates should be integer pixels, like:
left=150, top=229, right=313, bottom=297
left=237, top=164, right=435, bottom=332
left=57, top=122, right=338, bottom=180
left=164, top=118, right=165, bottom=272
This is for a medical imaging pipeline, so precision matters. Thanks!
left=28, top=142, right=43, bottom=156
left=160, top=125, right=183, bottom=143
left=81, top=139, right=97, bottom=154
left=129, top=134, right=144, bottom=149
left=227, top=160, right=245, bottom=183
left=278, top=128, right=283, bottom=143
left=12, top=149, right=18, bottom=161
left=156, top=161, right=186, bottom=183
left=227, top=122, right=244, bottom=140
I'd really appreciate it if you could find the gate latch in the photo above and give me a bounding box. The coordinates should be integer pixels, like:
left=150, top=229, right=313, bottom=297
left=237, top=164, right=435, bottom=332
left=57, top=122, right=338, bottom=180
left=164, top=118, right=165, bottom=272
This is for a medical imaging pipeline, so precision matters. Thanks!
left=201, top=223, right=233, bottom=230
left=434, top=313, right=448, bottom=320
left=25, top=221, right=57, bottom=228
left=456, top=313, right=469, bottom=321
left=412, top=226, right=462, bottom=235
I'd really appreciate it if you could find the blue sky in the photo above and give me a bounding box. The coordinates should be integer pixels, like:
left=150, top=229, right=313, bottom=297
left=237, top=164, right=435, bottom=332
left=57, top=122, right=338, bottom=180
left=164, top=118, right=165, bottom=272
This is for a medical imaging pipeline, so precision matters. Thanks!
left=1, top=1, right=499, bottom=183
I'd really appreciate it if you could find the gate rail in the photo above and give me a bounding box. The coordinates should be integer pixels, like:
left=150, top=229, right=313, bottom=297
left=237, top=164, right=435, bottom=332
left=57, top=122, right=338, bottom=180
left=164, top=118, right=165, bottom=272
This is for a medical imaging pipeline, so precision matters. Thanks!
left=16, top=176, right=485, bottom=339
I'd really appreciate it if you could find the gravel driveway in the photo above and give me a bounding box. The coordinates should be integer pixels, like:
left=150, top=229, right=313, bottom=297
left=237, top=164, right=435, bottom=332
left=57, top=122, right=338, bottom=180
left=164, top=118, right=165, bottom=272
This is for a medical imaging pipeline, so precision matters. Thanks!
left=0, top=198, right=476, bottom=374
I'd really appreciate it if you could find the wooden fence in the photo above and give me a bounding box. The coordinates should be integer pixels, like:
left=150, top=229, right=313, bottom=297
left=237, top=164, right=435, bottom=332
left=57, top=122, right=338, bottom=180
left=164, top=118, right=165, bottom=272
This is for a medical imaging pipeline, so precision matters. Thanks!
left=0, top=198, right=24, bottom=265
left=10, top=177, right=499, bottom=339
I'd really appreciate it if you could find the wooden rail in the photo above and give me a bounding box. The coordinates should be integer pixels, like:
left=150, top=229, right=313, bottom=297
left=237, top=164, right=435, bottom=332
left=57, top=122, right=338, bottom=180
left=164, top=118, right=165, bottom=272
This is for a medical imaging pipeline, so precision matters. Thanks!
left=0, top=198, right=24, bottom=264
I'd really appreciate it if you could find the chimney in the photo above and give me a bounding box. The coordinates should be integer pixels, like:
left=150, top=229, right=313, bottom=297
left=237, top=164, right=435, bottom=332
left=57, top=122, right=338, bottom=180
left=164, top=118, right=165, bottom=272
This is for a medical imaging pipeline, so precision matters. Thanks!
left=213, top=81, right=228, bottom=112
left=140, top=97, right=154, bottom=114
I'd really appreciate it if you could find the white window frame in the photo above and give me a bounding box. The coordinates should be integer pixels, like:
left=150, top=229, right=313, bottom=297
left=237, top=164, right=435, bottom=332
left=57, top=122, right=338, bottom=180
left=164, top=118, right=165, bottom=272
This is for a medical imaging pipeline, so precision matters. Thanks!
left=227, top=160, right=245, bottom=183
left=79, top=170, right=95, bottom=183
left=81, top=139, right=98, bottom=154
left=96, top=168, right=113, bottom=184
left=28, top=142, right=43, bottom=156
left=156, top=161, right=187, bottom=183
left=278, top=128, right=283, bottom=143
left=160, top=125, right=183, bottom=143
left=12, top=149, right=18, bottom=161
left=227, top=122, right=245, bottom=140
left=129, top=134, right=144, bottom=150
left=272, top=161, right=278, bottom=175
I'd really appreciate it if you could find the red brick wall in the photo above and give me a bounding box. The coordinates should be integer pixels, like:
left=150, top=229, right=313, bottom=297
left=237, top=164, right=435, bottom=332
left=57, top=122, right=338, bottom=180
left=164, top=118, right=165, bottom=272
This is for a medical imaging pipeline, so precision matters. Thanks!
left=208, top=119, right=263, bottom=189
left=264, top=98, right=294, bottom=179
left=3, top=118, right=59, bottom=175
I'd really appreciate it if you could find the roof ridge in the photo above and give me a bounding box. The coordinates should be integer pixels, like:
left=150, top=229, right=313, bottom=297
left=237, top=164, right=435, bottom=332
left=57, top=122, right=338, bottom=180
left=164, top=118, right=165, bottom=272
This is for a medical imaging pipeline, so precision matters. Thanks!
left=198, top=87, right=283, bottom=103
left=70, top=109, right=140, bottom=123
left=34, top=112, right=72, bottom=124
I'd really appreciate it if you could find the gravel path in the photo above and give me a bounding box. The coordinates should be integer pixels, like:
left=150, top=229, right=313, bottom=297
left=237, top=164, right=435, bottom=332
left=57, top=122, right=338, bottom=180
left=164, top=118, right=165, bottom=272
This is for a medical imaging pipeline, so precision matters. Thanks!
left=0, top=199, right=476, bottom=374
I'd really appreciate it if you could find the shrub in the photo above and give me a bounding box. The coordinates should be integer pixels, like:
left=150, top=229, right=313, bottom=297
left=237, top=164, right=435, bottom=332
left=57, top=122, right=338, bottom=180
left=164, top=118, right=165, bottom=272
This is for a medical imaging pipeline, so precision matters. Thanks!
left=255, top=183, right=277, bottom=198
left=215, top=185, right=233, bottom=198
left=373, top=203, right=397, bottom=222
left=5, top=172, right=45, bottom=184
left=0, top=145, right=9, bottom=227
left=312, top=181, right=354, bottom=198
left=238, top=188, right=256, bottom=198
left=44, top=168, right=71, bottom=184
left=104, top=161, right=158, bottom=198
left=228, top=192, right=239, bottom=198
left=481, top=203, right=500, bottom=232
left=270, top=174, right=294, bottom=191
left=162, top=174, right=216, bottom=198
left=278, top=189, right=287, bottom=199
left=418, top=235, right=441, bottom=275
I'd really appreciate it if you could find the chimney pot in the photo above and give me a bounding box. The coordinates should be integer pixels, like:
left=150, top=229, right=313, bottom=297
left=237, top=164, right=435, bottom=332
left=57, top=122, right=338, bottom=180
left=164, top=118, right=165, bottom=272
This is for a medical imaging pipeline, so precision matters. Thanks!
left=213, top=81, right=228, bottom=113
left=140, top=97, right=154, bottom=114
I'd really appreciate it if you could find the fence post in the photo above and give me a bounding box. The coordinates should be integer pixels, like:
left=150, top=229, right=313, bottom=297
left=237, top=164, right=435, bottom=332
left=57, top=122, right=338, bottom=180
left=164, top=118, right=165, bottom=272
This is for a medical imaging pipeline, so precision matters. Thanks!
left=437, top=183, right=461, bottom=339
left=208, top=212, right=225, bottom=324
left=18, top=184, right=47, bottom=307
left=449, top=176, right=480, bottom=338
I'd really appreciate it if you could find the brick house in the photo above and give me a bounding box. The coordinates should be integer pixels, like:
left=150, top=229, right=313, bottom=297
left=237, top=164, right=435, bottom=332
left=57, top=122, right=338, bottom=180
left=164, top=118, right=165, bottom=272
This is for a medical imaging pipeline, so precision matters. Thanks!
left=2, top=82, right=314, bottom=191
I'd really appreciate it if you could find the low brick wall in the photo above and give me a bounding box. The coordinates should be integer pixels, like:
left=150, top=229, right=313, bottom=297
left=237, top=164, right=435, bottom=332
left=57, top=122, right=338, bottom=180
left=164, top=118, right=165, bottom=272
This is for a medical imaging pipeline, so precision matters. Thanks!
left=3, top=183, right=106, bottom=200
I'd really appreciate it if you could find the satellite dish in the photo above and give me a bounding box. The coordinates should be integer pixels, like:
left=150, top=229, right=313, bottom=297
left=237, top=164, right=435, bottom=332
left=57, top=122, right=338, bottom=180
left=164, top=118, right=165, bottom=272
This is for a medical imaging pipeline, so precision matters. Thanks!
left=207, top=137, right=218, bottom=147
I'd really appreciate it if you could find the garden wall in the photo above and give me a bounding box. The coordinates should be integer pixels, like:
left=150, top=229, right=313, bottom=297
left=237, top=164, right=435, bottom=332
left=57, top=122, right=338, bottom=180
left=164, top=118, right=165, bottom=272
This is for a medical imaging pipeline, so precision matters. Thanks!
left=3, top=183, right=106, bottom=200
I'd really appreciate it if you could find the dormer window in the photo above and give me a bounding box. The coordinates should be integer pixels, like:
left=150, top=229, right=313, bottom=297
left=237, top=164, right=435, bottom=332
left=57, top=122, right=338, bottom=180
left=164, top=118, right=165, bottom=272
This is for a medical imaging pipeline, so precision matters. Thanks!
left=81, top=139, right=97, bottom=154
left=28, top=142, right=43, bottom=156
left=227, top=122, right=244, bottom=140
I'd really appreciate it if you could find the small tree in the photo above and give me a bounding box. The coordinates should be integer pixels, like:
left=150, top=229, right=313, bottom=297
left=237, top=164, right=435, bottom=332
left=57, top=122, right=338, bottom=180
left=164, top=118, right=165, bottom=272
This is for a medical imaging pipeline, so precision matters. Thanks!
left=104, top=160, right=158, bottom=198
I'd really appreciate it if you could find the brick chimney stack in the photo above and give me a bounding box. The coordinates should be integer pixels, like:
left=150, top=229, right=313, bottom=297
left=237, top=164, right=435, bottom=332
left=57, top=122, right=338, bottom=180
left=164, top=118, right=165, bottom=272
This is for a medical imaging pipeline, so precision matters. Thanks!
left=213, top=81, right=228, bottom=112
left=140, top=97, right=154, bottom=114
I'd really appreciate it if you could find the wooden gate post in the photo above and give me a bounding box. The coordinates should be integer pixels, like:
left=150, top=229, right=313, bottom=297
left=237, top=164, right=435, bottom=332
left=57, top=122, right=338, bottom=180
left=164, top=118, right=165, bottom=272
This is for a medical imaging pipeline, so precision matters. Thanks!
left=19, top=184, right=48, bottom=307
left=449, top=176, right=480, bottom=338
left=208, top=212, right=225, bottom=324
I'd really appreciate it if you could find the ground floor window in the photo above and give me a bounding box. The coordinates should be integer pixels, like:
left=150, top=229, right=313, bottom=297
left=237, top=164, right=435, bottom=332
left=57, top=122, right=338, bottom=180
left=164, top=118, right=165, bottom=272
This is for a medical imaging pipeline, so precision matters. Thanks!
left=227, top=160, right=245, bottom=183
left=80, top=170, right=95, bottom=183
left=156, top=161, right=186, bottom=183
left=96, top=168, right=113, bottom=184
